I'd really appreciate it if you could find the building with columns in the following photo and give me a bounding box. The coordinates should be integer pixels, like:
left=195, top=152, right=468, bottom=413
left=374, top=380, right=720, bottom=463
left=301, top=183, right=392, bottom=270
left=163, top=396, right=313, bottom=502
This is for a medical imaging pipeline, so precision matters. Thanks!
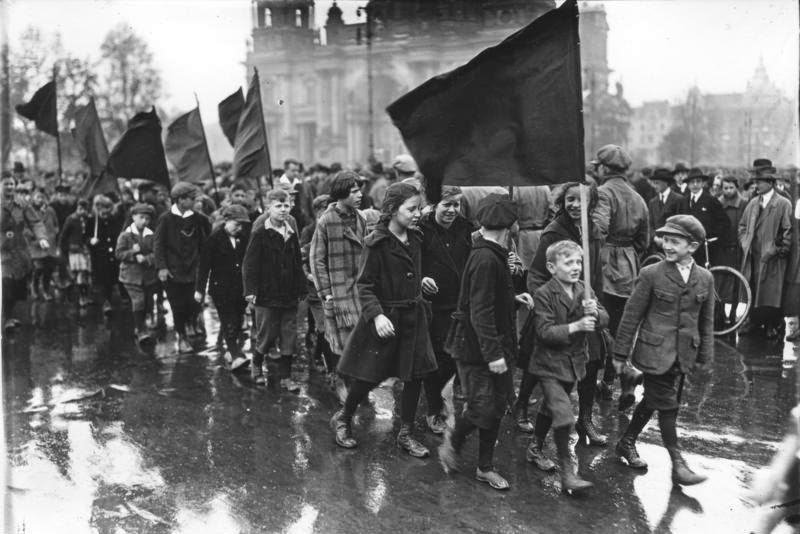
left=246, top=0, right=629, bottom=167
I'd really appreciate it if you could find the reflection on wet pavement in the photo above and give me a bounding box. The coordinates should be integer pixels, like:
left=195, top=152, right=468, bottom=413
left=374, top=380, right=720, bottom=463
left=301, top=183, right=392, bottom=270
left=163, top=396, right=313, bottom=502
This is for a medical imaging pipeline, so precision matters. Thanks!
left=3, top=302, right=798, bottom=533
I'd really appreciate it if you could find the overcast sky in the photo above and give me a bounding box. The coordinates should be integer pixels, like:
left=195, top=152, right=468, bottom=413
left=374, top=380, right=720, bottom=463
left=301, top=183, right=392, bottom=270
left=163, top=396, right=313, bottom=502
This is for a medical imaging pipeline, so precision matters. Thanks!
left=7, top=0, right=799, bottom=122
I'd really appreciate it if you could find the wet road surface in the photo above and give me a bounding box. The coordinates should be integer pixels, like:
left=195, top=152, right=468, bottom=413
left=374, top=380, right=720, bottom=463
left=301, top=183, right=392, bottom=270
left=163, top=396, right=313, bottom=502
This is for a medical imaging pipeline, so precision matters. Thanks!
left=3, top=299, right=799, bottom=533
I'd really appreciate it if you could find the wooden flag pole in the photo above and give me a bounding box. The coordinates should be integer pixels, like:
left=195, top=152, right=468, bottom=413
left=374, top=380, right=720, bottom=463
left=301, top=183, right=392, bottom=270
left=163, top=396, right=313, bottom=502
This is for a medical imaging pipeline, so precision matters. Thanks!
left=253, top=67, right=272, bottom=194
left=194, top=93, right=220, bottom=201
left=52, top=64, right=63, bottom=186
left=579, top=183, right=591, bottom=301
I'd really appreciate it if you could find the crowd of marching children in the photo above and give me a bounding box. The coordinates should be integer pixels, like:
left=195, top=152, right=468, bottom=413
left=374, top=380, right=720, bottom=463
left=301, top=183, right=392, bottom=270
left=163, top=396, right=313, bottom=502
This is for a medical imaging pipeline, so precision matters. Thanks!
left=2, top=144, right=799, bottom=494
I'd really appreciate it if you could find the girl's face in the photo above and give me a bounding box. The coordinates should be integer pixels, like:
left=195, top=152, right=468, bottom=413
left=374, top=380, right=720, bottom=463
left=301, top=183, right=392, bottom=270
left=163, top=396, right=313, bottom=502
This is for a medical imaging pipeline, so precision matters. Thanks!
left=563, top=186, right=582, bottom=221
left=393, top=195, right=421, bottom=229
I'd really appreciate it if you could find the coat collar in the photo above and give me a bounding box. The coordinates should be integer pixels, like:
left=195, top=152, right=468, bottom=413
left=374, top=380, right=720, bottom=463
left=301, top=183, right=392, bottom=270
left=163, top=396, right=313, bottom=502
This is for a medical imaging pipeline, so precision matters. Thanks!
left=126, top=223, right=153, bottom=237
left=171, top=204, right=194, bottom=218
left=719, top=194, right=743, bottom=209
left=663, top=260, right=698, bottom=288
left=542, top=277, right=583, bottom=314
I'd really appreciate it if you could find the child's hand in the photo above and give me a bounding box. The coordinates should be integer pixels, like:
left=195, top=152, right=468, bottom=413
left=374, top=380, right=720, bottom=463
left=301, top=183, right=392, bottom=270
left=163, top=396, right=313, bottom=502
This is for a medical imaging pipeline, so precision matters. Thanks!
left=135, top=253, right=145, bottom=264
left=488, top=357, right=508, bottom=374
left=515, top=293, right=534, bottom=310
left=570, top=316, right=596, bottom=333
left=421, top=277, right=439, bottom=295
left=582, top=298, right=598, bottom=317
left=131, top=243, right=141, bottom=253
left=374, top=314, right=395, bottom=338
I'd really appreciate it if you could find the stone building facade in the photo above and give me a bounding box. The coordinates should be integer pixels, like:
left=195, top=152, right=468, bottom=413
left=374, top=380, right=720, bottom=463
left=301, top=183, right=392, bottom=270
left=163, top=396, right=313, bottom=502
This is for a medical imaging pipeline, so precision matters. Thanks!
left=246, top=0, right=630, bottom=166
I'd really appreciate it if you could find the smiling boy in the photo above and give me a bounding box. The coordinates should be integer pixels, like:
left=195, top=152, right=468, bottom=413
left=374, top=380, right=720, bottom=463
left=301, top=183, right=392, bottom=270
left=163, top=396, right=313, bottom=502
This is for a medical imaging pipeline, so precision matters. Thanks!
left=612, top=214, right=713, bottom=486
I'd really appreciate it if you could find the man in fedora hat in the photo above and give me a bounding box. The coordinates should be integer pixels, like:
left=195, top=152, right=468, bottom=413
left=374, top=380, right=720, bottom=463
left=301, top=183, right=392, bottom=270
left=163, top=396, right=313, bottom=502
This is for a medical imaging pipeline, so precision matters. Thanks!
left=648, top=166, right=688, bottom=254
left=685, top=167, right=728, bottom=267
left=672, top=162, right=690, bottom=195
left=738, top=158, right=793, bottom=338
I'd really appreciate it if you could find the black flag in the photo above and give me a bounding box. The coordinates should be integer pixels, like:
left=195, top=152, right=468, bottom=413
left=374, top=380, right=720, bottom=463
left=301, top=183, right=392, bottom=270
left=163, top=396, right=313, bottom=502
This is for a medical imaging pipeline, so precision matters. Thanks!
left=218, top=88, right=245, bottom=147
left=165, top=107, right=214, bottom=184
left=386, top=0, right=584, bottom=202
left=232, top=71, right=271, bottom=189
left=107, top=107, right=170, bottom=188
left=16, top=81, right=58, bottom=137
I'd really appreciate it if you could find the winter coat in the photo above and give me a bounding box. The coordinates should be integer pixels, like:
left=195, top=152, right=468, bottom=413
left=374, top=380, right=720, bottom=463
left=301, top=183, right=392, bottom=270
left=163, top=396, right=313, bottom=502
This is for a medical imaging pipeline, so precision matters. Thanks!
left=86, top=212, right=124, bottom=287
left=529, top=278, right=608, bottom=382
left=28, top=205, right=59, bottom=259
left=613, top=260, right=715, bottom=375
left=196, top=226, right=247, bottom=302
left=309, top=203, right=366, bottom=354
left=58, top=213, right=89, bottom=254
left=687, top=189, right=728, bottom=267
left=593, top=175, right=649, bottom=298
left=418, top=212, right=473, bottom=313
left=738, top=192, right=793, bottom=309
left=115, top=224, right=156, bottom=286
left=1, top=199, right=46, bottom=280
left=153, top=208, right=212, bottom=284
left=446, top=235, right=519, bottom=366
left=338, top=223, right=437, bottom=383
left=242, top=220, right=305, bottom=308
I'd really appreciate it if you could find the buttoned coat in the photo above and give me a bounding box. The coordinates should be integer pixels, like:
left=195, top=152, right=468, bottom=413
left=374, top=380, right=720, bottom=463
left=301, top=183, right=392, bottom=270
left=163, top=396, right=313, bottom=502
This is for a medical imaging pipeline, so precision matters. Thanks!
left=592, top=174, right=649, bottom=298
left=196, top=226, right=247, bottom=302
left=338, top=223, right=437, bottom=383
left=115, top=224, right=156, bottom=286
left=419, top=212, right=473, bottom=313
left=738, top=192, right=793, bottom=309
left=529, top=278, right=609, bottom=382
left=686, top=189, right=728, bottom=266
left=613, top=260, right=714, bottom=375
left=648, top=189, right=688, bottom=247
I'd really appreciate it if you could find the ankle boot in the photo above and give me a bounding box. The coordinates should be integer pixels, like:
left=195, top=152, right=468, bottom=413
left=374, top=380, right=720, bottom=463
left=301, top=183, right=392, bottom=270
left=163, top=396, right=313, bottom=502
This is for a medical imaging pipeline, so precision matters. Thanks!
left=513, top=401, right=534, bottom=433
left=576, top=408, right=607, bottom=446
left=668, top=448, right=707, bottom=486
left=615, top=435, right=648, bottom=469
left=330, top=409, right=357, bottom=449
left=526, top=437, right=556, bottom=472
left=396, top=423, right=430, bottom=458
left=559, top=456, right=593, bottom=493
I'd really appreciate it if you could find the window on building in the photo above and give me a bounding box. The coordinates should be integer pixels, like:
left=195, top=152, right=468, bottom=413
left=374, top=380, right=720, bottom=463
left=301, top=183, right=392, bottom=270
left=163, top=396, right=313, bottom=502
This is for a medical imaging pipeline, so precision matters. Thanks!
left=296, top=9, right=303, bottom=27
left=265, top=8, right=272, bottom=27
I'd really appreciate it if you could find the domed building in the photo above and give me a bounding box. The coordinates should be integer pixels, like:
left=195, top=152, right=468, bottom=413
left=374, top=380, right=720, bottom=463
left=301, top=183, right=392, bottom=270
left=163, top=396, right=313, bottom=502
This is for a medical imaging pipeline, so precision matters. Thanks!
left=246, top=0, right=629, bottom=166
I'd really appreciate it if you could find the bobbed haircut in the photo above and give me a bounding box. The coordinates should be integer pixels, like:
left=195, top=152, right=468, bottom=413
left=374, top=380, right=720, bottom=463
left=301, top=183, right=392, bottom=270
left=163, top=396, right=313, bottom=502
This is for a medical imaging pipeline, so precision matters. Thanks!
left=329, top=171, right=361, bottom=201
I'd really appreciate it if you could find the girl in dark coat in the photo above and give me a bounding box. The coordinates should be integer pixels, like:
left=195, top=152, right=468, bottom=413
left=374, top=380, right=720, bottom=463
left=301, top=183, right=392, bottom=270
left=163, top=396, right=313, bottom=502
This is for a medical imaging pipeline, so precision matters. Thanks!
left=331, top=183, right=437, bottom=457
left=86, top=195, right=124, bottom=315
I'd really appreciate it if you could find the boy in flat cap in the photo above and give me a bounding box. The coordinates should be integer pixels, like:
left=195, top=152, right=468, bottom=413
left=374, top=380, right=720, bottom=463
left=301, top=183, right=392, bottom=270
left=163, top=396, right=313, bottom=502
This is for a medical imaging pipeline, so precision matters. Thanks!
left=116, top=203, right=157, bottom=347
left=613, top=214, right=713, bottom=486
left=439, top=193, right=533, bottom=491
left=195, top=204, right=251, bottom=370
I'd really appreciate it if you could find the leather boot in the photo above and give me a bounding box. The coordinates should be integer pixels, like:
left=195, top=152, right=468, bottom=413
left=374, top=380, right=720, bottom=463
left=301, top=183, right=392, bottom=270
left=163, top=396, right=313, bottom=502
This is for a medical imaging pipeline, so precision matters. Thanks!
left=668, top=448, right=707, bottom=486
left=559, top=456, right=593, bottom=493
left=596, top=381, right=613, bottom=401
left=526, top=437, right=556, bottom=472
left=330, top=409, right=357, bottom=449
left=513, top=401, right=534, bottom=433
left=576, top=407, right=607, bottom=446
left=396, top=423, right=430, bottom=458
left=615, top=435, right=648, bottom=469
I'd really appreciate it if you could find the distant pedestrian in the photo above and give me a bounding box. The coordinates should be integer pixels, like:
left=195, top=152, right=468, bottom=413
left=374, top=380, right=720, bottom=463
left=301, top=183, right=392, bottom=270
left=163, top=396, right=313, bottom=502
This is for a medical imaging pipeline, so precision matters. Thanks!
left=647, top=167, right=687, bottom=254
left=59, top=199, right=92, bottom=307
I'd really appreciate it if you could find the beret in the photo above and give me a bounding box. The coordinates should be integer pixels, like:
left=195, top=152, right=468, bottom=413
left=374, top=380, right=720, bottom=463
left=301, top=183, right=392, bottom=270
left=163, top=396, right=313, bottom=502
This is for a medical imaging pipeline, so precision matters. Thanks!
left=130, top=203, right=155, bottom=216
left=656, top=214, right=706, bottom=243
left=475, top=193, right=518, bottom=230
left=170, top=181, right=199, bottom=199
left=222, top=204, right=251, bottom=223
left=592, top=144, right=632, bottom=171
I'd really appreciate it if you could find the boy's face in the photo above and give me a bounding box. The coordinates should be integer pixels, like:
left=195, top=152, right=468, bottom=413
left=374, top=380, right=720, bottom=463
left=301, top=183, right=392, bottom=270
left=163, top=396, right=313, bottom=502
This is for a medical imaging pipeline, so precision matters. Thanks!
left=268, top=199, right=291, bottom=223
left=721, top=182, right=738, bottom=199
left=547, top=250, right=582, bottom=285
left=230, top=189, right=247, bottom=205
left=342, top=185, right=362, bottom=209
left=661, top=234, right=698, bottom=263
left=132, top=213, right=150, bottom=229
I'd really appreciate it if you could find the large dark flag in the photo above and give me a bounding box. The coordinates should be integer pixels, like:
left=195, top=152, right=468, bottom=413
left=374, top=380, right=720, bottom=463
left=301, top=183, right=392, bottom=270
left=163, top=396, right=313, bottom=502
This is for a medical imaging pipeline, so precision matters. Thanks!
left=232, top=70, right=271, bottom=188
left=107, top=107, right=170, bottom=188
left=386, top=0, right=584, bottom=202
left=72, top=98, right=109, bottom=177
left=15, top=80, right=58, bottom=136
left=218, top=88, right=244, bottom=147
left=165, top=107, right=213, bottom=184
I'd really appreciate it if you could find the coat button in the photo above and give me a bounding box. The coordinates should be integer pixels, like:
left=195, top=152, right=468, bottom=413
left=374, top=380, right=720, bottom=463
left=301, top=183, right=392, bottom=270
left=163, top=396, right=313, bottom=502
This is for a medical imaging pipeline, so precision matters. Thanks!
left=406, top=272, right=414, bottom=279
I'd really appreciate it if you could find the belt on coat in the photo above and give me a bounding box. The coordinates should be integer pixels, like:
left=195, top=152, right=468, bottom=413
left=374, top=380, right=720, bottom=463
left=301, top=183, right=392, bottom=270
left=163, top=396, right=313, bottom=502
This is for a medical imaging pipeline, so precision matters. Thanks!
left=606, top=237, right=634, bottom=247
left=380, top=294, right=425, bottom=309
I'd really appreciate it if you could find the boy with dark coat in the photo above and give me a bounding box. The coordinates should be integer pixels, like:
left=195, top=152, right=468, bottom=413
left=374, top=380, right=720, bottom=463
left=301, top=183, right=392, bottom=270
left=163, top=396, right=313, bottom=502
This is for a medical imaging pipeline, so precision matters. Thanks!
left=87, top=194, right=124, bottom=316
left=243, top=189, right=306, bottom=390
left=196, top=204, right=251, bottom=370
left=613, top=214, right=713, bottom=486
left=439, top=193, right=533, bottom=491
left=116, top=203, right=157, bottom=344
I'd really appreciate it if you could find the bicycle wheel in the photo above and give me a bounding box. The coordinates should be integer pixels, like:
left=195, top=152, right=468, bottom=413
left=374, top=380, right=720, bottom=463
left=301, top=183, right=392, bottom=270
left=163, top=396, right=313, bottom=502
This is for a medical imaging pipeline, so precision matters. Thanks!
left=641, top=253, right=664, bottom=268
left=709, top=265, right=752, bottom=336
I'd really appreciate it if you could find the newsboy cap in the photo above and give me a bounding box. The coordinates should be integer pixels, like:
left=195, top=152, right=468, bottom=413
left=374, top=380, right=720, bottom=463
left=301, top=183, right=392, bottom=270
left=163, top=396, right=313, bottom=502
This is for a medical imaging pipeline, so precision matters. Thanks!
left=475, top=193, right=518, bottom=230
left=750, top=158, right=777, bottom=180
left=592, top=144, right=632, bottom=171
left=130, top=203, right=155, bottom=217
left=650, top=167, right=675, bottom=184
left=170, top=181, right=199, bottom=199
left=222, top=204, right=251, bottom=223
left=392, top=154, right=418, bottom=174
left=656, top=214, right=706, bottom=243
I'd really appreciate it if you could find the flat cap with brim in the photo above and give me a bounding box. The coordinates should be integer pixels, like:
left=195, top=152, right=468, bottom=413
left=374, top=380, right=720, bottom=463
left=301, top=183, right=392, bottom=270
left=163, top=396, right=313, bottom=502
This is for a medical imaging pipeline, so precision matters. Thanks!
left=222, top=204, right=251, bottom=223
left=475, top=193, right=518, bottom=229
left=393, top=154, right=418, bottom=174
left=170, top=181, right=199, bottom=199
left=650, top=167, right=675, bottom=184
left=591, top=144, right=632, bottom=171
left=686, top=167, right=710, bottom=182
left=656, top=214, right=706, bottom=243
left=130, top=203, right=155, bottom=217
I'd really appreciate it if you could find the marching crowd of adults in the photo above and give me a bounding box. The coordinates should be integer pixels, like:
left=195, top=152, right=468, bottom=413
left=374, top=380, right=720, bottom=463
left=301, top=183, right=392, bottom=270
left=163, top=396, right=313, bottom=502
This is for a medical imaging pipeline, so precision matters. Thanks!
left=2, top=143, right=799, bottom=493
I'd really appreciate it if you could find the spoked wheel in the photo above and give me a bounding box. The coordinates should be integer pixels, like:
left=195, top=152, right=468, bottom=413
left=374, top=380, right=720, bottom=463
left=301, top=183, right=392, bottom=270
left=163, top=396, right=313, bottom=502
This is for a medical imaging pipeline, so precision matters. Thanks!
left=641, top=253, right=664, bottom=268
left=710, top=265, right=752, bottom=336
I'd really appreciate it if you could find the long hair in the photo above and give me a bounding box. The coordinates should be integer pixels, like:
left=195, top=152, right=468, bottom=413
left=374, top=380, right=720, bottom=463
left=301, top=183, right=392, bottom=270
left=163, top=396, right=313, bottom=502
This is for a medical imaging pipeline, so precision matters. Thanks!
left=553, top=181, right=598, bottom=218
left=379, top=182, right=419, bottom=225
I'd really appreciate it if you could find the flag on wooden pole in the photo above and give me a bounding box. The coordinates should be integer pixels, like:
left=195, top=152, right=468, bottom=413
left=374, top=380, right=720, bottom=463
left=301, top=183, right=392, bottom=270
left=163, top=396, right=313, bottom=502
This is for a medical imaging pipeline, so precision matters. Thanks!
left=232, top=69, right=272, bottom=192
left=72, top=97, right=109, bottom=178
left=218, top=87, right=244, bottom=147
left=165, top=107, right=213, bottom=184
left=15, top=80, right=58, bottom=137
left=107, top=107, right=170, bottom=188
left=386, top=0, right=584, bottom=203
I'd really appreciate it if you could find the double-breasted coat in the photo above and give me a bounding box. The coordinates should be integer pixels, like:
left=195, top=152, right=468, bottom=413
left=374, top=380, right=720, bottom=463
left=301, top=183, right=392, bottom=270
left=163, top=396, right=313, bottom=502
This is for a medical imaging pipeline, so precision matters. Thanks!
left=338, top=223, right=437, bottom=383
left=738, top=192, right=793, bottom=309
left=613, top=260, right=715, bottom=375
